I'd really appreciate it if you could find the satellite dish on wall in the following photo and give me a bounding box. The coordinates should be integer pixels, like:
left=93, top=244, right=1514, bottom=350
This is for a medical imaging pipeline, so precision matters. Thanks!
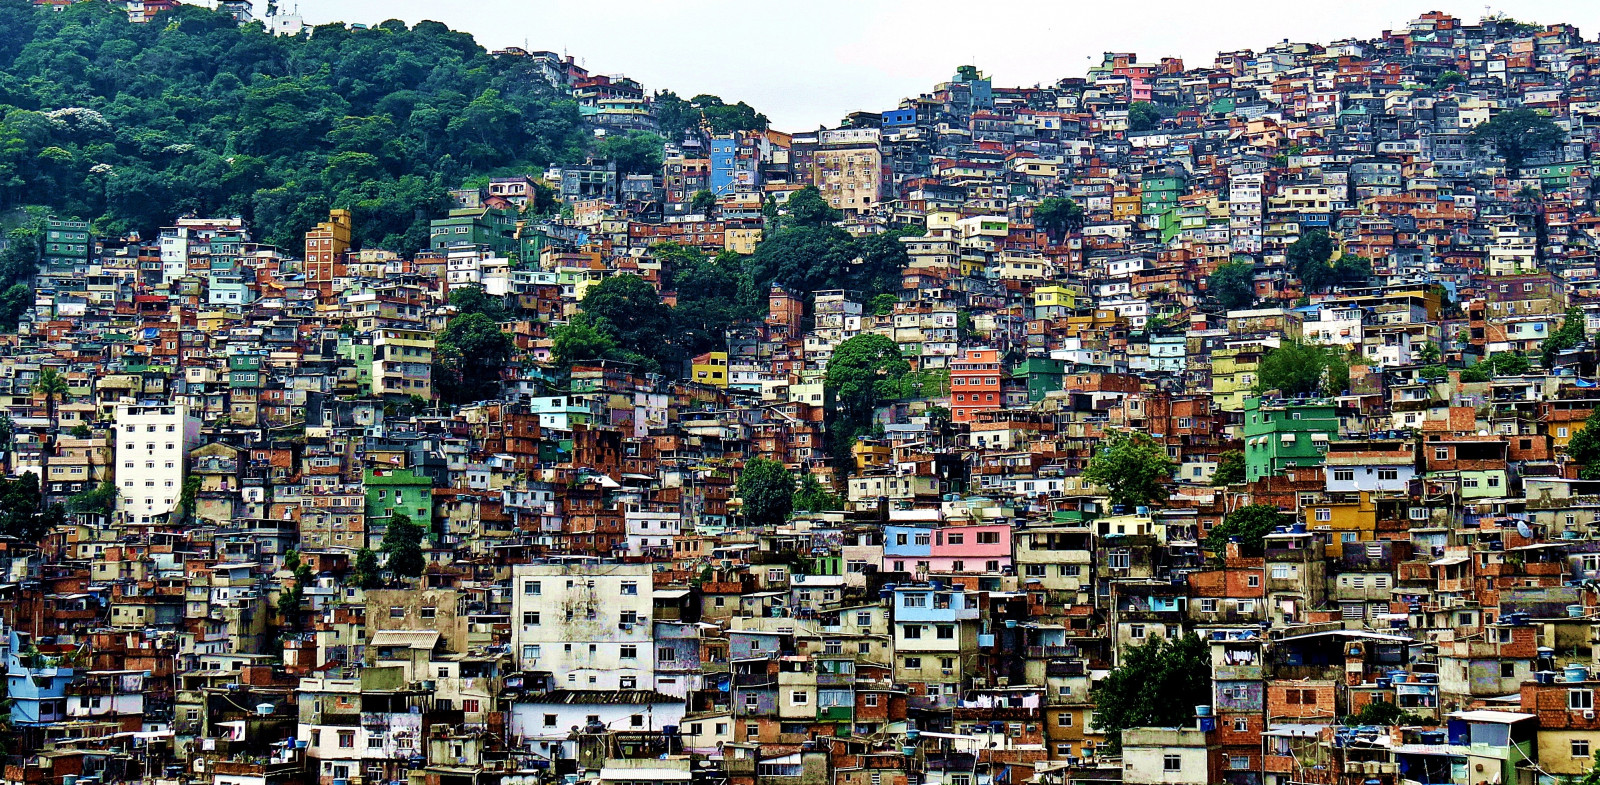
left=1516, top=521, right=1533, bottom=539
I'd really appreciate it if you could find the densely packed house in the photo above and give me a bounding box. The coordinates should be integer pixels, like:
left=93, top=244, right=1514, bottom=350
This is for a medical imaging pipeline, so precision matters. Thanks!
left=5, top=8, right=1600, bottom=785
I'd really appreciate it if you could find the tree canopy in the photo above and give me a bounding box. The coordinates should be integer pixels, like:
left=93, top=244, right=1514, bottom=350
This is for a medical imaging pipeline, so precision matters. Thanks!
left=736, top=457, right=794, bottom=527
left=1090, top=634, right=1211, bottom=751
left=1256, top=340, right=1349, bottom=397
left=1082, top=430, right=1175, bottom=509
left=1208, top=260, right=1256, bottom=311
left=1204, top=504, right=1291, bottom=558
left=433, top=313, right=515, bottom=404
left=1126, top=101, right=1162, bottom=133
left=579, top=273, right=679, bottom=370
left=0, top=1, right=591, bottom=251
left=1470, top=108, right=1565, bottom=174
left=381, top=511, right=426, bottom=578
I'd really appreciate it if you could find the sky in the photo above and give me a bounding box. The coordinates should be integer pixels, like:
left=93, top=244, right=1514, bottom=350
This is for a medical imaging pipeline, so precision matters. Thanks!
left=281, top=0, right=1600, bottom=130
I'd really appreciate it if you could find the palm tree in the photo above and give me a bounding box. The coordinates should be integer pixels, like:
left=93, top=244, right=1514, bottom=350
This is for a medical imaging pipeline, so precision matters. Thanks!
left=33, top=368, right=68, bottom=455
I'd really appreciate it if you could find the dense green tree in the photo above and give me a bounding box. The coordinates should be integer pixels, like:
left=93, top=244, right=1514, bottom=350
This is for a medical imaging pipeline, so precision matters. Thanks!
left=0, top=1, right=592, bottom=251
left=433, top=313, right=515, bottom=404
left=1344, top=699, right=1434, bottom=726
left=580, top=274, right=677, bottom=366
left=870, top=293, right=898, bottom=316
left=1126, top=101, right=1162, bottom=133
left=0, top=282, right=30, bottom=329
left=595, top=131, right=665, bottom=176
left=352, top=547, right=383, bottom=589
left=1034, top=197, right=1084, bottom=240
left=653, top=91, right=768, bottom=139
left=1286, top=230, right=1339, bottom=291
left=1435, top=70, right=1464, bottom=89
left=447, top=284, right=509, bottom=321
left=67, top=480, right=116, bottom=515
left=0, top=473, right=62, bottom=543
left=1460, top=352, right=1532, bottom=382
left=1211, top=450, right=1245, bottom=486
left=750, top=224, right=856, bottom=293
left=549, top=313, right=617, bottom=368
left=736, top=456, right=794, bottom=526
left=690, top=189, right=716, bottom=215
left=850, top=229, right=915, bottom=298
left=1470, top=108, right=1565, bottom=174
left=1208, top=260, right=1256, bottom=311
left=793, top=473, right=842, bottom=513
left=780, top=186, right=842, bottom=228
left=1204, top=504, right=1290, bottom=558
left=1564, top=408, right=1600, bottom=479
left=825, top=334, right=910, bottom=428
left=1256, top=340, right=1348, bottom=396
left=669, top=248, right=761, bottom=356
left=1541, top=306, right=1585, bottom=367
left=381, top=511, right=426, bottom=578
left=1090, top=634, right=1211, bottom=752
left=1082, top=430, right=1175, bottom=509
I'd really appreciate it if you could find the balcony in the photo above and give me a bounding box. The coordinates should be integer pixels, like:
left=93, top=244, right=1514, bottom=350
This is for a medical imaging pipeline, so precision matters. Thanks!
left=732, top=672, right=776, bottom=689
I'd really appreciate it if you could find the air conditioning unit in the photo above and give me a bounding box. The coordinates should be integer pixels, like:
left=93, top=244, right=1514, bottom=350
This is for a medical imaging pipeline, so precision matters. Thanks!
left=1585, top=711, right=1595, bottom=720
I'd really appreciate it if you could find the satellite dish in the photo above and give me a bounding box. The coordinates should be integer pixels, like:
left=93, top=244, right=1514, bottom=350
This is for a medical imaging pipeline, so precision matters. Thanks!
left=1516, top=521, right=1533, bottom=539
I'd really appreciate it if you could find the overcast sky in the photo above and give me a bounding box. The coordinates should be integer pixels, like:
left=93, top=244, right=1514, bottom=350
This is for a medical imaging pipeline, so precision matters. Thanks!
left=283, top=1, right=1600, bottom=129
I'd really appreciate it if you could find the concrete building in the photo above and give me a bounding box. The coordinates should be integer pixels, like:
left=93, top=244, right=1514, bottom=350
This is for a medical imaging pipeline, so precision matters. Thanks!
left=113, top=401, right=200, bottom=524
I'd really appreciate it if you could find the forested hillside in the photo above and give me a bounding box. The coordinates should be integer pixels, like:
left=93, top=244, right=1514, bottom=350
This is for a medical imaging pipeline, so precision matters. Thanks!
left=0, top=0, right=589, bottom=251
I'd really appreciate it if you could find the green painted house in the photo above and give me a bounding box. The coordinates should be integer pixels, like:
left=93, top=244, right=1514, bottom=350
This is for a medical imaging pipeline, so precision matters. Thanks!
left=1243, top=397, right=1339, bottom=482
left=1013, top=357, right=1067, bottom=403
left=430, top=206, right=519, bottom=257
left=364, top=467, right=433, bottom=525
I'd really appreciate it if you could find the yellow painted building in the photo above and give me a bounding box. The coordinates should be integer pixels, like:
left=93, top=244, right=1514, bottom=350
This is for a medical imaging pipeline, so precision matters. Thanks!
left=692, top=352, right=729, bottom=388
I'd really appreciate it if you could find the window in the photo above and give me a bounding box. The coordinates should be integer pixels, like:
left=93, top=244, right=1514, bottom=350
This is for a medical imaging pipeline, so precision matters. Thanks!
left=1163, top=755, right=1182, bottom=773
left=936, top=625, right=955, bottom=639
left=1435, top=447, right=1449, bottom=460
left=1315, top=508, right=1331, bottom=522
left=523, top=611, right=540, bottom=626
left=1230, top=756, right=1249, bottom=770
left=946, top=533, right=965, bottom=545
left=367, top=737, right=384, bottom=749
left=420, top=606, right=436, bottom=620
left=903, top=657, right=921, bottom=668
left=1574, top=739, right=1591, bottom=759
left=1272, top=565, right=1291, bottom=579
left=1129, top=624, right=1146, bottom=639
left=338, top=731, right=355, bottom=748
left=1377, top=468, right=1398, bottom=481
left=620, top=581, right=638, bottom=595
left=864, top=694, right=880, bottom=707
left=976, top=531, right=1000, bottom=544
left=1239, top=600, right=1256, bottom=614
left=1233, top=717, right=1249, bottom=732
left=1247, top=574, right=1261, bottom=587
left=790, top=691, right=809, bottom=705
left=1200, top=599, right=1218, bottom=612
left=903, top=593, right=927, bottom=608
left=1333, top=469, right=1354, bottom=482
left=1570, top=689, right=1594, bottom=710
left=903, top=625, right=922, bottom=639
left=1501, top=662, right=1516, bottom=678
left=620, top=645, right=637, bottom=660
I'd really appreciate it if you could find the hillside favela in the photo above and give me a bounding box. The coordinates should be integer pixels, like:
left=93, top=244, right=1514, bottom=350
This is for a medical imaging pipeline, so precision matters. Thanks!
left=11, top=3, right=1600, bottom=785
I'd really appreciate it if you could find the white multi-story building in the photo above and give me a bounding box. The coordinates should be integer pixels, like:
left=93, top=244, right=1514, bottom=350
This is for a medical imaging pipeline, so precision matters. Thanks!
left=624, top=509, right=681, bottom=557
left=510, top=562, right=655, bottom=690
left=113, top=402, right=200, bottom=524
